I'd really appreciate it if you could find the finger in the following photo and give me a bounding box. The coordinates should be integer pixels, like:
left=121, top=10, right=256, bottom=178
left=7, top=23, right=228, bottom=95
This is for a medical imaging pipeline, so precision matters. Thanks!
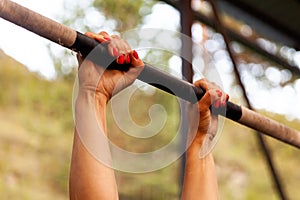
left=110, top=35, right=131, bottom=54
left=122, top=40, right=131, bottom=54
left=214, top=89, right=229, bottom=108
left=115, top=41, right=131, bottom=55
left=116, top=54, right=125, bottom=65
left=194, top=79, right=213, bottom=109
left=98, top=31, right=110, bottom=38
left=124, top=50, right=144, bottom=81
left=194, top=79, right=224, bottom=110
left=98, top=31, right=111, bottom=43
left=125, top=54, right=131, bottom=64
left=194, top=78, right=208, bottom=90
left=85, top=32, right=108, bottom=43
left=199, top=90, right=212, bottom=109
left=106, top=43, right=119, bottom=58
left=212, top=89, right=223, bottom=109
left=85, top=31, right=96, bottom=38
left=129, top=50, right=144, bottom=68
left=107, top=39, right=130, bottom=58
left=110, top=34, right=120, bottom=39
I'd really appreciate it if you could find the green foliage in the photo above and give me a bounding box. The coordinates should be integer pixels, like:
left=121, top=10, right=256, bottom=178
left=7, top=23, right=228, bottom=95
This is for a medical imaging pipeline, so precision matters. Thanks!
left=2, top=0, right=300, bottom=196
left=93, top=0, right=153, bottom=31
left=0, top=50, right=74, bottom=199
left=1, top=50, right=300, bottom=199
left=107, top=87, right=180, bottom=153
left=116, top=161, right=181, bottom=200
left=214, top=116, right=300, bottom=200
left=49, top=0, right=156, bottom=78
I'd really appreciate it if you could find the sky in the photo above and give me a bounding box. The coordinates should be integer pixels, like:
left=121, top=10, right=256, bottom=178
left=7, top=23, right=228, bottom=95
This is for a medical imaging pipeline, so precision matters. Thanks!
left=0, top=0, right=300, bottom=121
left=0, top=0, right=181, bottom=78
left=0, top=0, right=64, bottom=77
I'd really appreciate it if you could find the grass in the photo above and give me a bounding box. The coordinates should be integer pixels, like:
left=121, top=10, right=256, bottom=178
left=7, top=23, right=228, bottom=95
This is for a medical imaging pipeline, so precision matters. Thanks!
left=0, top=110, right=72, bottom=200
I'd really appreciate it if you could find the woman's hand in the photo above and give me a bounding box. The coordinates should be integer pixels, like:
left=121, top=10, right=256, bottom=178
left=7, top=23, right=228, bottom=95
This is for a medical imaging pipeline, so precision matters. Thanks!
left=71, top=32, right=144, bottom=200
left=188, top=79, right=229, bottom=148
left=77, top=31, right=144, bottom=102
left=182, top=79, right=226, bottom=200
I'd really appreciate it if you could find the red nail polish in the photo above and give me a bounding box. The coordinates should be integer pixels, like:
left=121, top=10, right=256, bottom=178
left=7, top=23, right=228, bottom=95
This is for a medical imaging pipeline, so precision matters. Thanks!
left=226, top=94, right=230, bottom=101
left=133, top=50, right=139, bottom=59
left=213, top=100, right=220, bottom=109
left=216, top=90, right=222, bottom=97
left=126, top=54, right=131, bottom=63
left=117, top=55, right=124, bottom=64
left=113, top=48, right=119, bottom=57
left=221, top=99, right=227, bottom=107
left=104, top=37, right=111, bottom=41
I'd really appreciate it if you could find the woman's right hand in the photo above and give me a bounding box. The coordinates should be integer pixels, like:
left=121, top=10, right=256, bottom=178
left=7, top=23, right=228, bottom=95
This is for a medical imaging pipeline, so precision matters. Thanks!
left=189, top=79, right=229, bottom=148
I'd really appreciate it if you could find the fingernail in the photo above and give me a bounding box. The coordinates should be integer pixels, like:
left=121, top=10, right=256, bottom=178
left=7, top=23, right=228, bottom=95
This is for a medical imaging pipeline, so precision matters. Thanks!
left=104, top=37, right=111, bottom=41
left=213, top=100, right=220, bottom=109
left=113, top=48, right=119, bottom=57
left=117, top=55, right=124, bottom=64
left=226, top=94, right=230, bottom=101
left=216, top=90, right=222, bottom=97
left=133, top=50, right=139, bottom=59
left=96, top=35, right=104, bottom=42
left=126, top=54, right=131, bottom=63
left=221, top=99, right=227, bottom=107
left=85, top=32, right=92, bottom=37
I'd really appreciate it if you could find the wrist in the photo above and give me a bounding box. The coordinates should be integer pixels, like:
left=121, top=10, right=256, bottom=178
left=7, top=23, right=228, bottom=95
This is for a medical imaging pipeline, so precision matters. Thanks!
left=77, top=89, right=109, bottom=106
left=187, top=133, right=212, bottom=154
left=188, top=132, right=206, bottom=148
left=75, top=90, right=108, bottom=120
left=75, top=90, right=108, bottom=134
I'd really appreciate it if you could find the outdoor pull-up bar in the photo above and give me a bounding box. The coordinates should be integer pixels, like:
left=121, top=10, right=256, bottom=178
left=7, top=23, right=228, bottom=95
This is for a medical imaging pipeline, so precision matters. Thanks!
left=0, top=0, right=299, bottom=148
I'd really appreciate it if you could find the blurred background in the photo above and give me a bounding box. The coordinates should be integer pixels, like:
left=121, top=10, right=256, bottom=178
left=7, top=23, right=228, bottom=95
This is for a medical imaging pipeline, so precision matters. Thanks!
left=0, top=0, right=300, bottom=199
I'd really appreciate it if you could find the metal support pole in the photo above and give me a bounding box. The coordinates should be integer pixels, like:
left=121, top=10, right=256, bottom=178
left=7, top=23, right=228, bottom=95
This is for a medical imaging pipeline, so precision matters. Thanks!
left=178, top=0, right=193, bottom=195
left=208, top=0, right=288, bottom=199
left=160, top=0, right=300, bottom=77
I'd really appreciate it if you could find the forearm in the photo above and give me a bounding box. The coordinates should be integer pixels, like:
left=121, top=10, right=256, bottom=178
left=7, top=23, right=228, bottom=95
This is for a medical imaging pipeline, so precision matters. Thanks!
left=69, top=91, right=118, bottom=200
left=181, top=137, right=219, bottom=200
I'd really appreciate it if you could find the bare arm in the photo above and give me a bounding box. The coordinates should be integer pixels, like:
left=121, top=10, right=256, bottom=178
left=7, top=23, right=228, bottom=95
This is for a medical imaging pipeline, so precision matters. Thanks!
left=182, top=79, right=228, bottom=200
left=183, top=151, right=218, bottom=200
left=69, top=32, right=144, bottom=200
left=69, top=93, right=118, bottom=200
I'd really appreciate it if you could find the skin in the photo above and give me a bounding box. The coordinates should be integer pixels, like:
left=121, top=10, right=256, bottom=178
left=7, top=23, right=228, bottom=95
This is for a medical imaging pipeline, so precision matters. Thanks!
left=69, top=32, right=226, bottom=200
left=181, top=79, right=226, bottom=200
